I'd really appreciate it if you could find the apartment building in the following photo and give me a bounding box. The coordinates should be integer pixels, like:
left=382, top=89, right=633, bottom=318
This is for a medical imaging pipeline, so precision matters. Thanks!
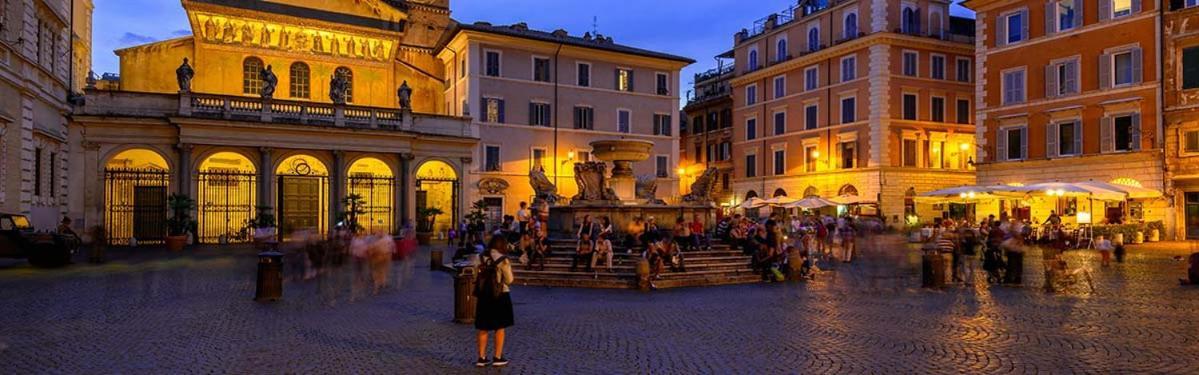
left=728, top=0, right=977, bottom=225
left=438, top=22, right=692, bottom=218
left=0, top=0, right=84, bottom=229
left=966, top=0, right=1167, bottom=230
left=682, top=60, right=735, bottom=207
left=1164, top=0, right=1199, bottom=238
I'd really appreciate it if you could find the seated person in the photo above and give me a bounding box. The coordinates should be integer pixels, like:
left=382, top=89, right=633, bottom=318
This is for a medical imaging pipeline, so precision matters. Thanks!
left=571, top=233, right=594, bottom=272
left=590, top=234, right=614, bottom=272
left=689, top=214, right=706, bottom=251
left=523, top=233, right=546, bottom=271
left=673, top=217, right=694, bottom=252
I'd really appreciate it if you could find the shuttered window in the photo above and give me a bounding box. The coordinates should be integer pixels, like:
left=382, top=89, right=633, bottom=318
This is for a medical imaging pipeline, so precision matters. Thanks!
left=1183, top=47, right=1199, bottom=90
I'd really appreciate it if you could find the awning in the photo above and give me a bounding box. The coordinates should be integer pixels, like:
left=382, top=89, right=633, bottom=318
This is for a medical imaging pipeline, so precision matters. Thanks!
left=829, top=195, right=875, bottom=205
left=764, top=196, right=799, bottom=206
left=740, top=197, right=770, bottom=209
left=1076, top=181, right=1163, bottom=199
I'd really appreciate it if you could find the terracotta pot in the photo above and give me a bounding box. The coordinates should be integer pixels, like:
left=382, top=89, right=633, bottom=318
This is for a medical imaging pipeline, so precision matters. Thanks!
left=165, top=235, right=188, bottom=252
left=416, top=232, right=433, bottom=246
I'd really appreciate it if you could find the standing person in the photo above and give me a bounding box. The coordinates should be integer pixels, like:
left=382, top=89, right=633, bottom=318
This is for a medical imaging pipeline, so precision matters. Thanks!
left=958, top=227, right=980, bottom=285
left=1002, top=233, right=1027, bottom=285
left=516, top=202, right=531, bottom=235
left=839, top=216, right=857, bottom=263
left=1095, top=235, right=1114, bottom=267
left=475, top=237, right=515, bottom=368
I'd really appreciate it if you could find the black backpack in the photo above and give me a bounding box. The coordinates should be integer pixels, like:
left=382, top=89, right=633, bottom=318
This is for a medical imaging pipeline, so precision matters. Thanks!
left=475, top=256, right=506, bottom=299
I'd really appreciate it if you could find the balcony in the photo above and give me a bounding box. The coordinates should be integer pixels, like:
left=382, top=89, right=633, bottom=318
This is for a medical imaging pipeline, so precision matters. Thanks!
left=77, top=90, right=475, bottom=138
left=694, top=64, right=734, bottom=84
left=736, top=0, right=849, bottom=44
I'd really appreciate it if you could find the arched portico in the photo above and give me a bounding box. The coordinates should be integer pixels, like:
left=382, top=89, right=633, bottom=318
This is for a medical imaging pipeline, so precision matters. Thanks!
left=415, top=159, right=460, bottom=235
left=196, top=151, right=258, bottom=244
left=276, top=154, right=330, bottom=240
left=103, top=148, right=172, bottom=245
left=347, top=157, right=395, bottom=234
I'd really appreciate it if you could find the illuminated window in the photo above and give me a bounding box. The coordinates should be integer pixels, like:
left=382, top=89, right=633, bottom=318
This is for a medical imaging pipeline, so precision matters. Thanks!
left=335, top=67, right=353, bottom=102
left=616, top=68, right=634, bottom=92
left=289, top=62, right=310, bottom=99
left=804, top=146, right=818, bottom=172
left=243, top=57, right=264, bottom=95
left=1112, top=0, right=1132, bottom=17
left=483, top=97, right=504, bottom=123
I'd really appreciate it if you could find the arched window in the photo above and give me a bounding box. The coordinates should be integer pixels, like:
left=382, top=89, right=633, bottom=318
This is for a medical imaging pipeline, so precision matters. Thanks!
left=335, top=67, right=354, bottom=103
left=745, top=190, right=759, bottom=199
left=289, top=62, right=310, bottom=99
left=242, top=57, right=264, bottom=95
left=776, top=38, right=788, bottom=62
left=838, top=184, right=859, bottom=196
left=773, top=188, right=788, bottom=198
left=807, top=27, right=820, bottom=52
left=902, top=8, right=920, bottom=35
left=748, top=49, right=759, bottom=71
left=844, top=13, right=858, bottom=40
left=930, top=11, right=944, bottom=38
left=803, top=186, right=819, bottom=198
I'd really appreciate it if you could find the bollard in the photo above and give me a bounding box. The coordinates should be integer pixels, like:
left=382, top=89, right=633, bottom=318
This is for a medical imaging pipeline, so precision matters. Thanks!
left=430, top=249, right=444, bottom=271
left=453, top=267, right=477, bottom=324
left=922, top=252, right=944, bottom=288
left=636, top=258, right=651, bottom=291
left=254, top=251, right=284, bottom=302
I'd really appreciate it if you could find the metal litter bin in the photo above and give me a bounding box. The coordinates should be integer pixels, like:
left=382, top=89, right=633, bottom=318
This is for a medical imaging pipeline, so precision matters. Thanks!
left=454, top=267, right=477, bottom=324
left=922, top=252, right=945, bottom=288
left=255, top=251, right=284, bottom=302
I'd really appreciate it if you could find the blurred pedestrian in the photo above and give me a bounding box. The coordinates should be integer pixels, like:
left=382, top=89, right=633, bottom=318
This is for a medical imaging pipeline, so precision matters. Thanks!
left=475, top=237, right=515, bottom=368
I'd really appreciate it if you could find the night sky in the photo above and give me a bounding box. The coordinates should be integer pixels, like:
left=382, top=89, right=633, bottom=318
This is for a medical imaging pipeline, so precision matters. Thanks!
left=93, top=0, right=974, bottom=97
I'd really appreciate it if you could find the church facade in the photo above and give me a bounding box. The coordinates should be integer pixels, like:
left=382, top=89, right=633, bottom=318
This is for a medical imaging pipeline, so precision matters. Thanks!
left=64, top=0, right=688, bottom=244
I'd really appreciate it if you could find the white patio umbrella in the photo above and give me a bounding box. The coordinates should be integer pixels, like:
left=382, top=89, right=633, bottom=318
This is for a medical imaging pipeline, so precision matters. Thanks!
left=829, top=194, right=874, bottom=205
left=784, top=196, right=838, bottom=209
left=765, top=196, right=799, bottom=206
left=740, top=197, right=770, bottom=209
left=1019, top=182, right=1126, bottom=201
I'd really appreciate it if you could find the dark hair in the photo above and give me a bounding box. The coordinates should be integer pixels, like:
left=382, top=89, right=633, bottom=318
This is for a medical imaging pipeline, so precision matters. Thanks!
left=488, top=236, right=510, bottom=254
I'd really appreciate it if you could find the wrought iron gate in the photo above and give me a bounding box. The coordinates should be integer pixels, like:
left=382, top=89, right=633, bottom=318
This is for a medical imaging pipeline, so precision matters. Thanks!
left=104, top=168, right=170, bottom=245
left=197, top=171, right=257, bottom=244
left=278, top=175, right=327, bottom=239
left=348, top=175, right=395, bottom=234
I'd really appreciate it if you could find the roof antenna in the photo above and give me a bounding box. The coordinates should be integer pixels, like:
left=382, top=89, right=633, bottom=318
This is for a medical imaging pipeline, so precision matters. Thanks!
left=592, top=16, right=598, bottom=35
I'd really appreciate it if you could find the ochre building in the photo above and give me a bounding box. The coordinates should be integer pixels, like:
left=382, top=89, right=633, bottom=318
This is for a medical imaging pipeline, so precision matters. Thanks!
left=966, top=0, right=1168, bottom=233
left=1163, top=0, right=1199, bottom=238
left=727, top=0, right=978, bottom=226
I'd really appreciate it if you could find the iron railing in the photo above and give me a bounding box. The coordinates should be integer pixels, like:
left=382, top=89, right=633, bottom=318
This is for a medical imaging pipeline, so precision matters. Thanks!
left=104, top=168, right=170, bottom=245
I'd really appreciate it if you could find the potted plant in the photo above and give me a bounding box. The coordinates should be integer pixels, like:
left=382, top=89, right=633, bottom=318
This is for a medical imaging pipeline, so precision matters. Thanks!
left=466, top=199, right=489, bottom=243
left=416, top=207, right=443, bottom=245
left=165, top=193, right=195, bottom=252
left=247, top=205, right=277, bottom=250
left=336, top=194, right=367, bottom=235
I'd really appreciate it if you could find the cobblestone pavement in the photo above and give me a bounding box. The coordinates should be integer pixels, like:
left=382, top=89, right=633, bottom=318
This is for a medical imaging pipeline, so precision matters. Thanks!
left=1, top=236, right=1198, bottom=374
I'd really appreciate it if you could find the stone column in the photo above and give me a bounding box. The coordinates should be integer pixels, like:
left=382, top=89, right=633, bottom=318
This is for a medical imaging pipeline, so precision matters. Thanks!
left=331, top=150, right=345, bottom=235
left=398, top=153, right=413, bottom=228
left=258, top=147, right=272, bottom=212
left=177, top=143, right=193, bottom=197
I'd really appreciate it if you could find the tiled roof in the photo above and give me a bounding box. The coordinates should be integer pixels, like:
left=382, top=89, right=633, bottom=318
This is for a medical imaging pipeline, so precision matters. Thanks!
left=449, top=21, right=695, bottom=64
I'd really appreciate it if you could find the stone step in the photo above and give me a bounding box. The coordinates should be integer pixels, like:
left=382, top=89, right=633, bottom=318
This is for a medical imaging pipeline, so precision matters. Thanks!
left=544, top=249, right=746, bottom=258
left=514, top=262, right=753, bottom=274
left=513, top=273, right=763, bottom=289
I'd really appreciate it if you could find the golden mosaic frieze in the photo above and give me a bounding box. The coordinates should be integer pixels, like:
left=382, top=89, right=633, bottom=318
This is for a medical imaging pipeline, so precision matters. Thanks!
left=190, top=12, right=395, bottom=62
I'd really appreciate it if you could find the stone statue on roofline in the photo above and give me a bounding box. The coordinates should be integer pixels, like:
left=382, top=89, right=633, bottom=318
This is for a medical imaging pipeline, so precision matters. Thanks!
left=175, top=58, right=194, bottom=93
left=260, top=65, right=277, bottom=99
left=398, top=80, right=412, bottom=110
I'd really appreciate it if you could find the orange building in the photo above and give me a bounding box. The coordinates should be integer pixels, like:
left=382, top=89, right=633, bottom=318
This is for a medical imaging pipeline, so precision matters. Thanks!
left=1163, top=1, right=1199, bottom=238
left=727, top=0, right=977, bottom=226
left=966, top=0, right=1168, bottom=231
left=682, top=61, right=735, bottom=207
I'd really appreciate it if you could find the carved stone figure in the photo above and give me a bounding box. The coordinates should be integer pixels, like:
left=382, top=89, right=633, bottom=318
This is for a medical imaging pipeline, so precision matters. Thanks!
left=397, top=80, right=412, bottom=110
left=331, top=36, right=342, bottom=56
left=681, top=167, right=719, bottom=204
left=571, top=162, right=619, bottom=202
left=478, top=178, right=510, bottom=195
left=240, top=22, right=254, bottom=46
left=529, top=165, right=561, bottom=205
left=329, top=74, right=348, bottom=104
left=203, top=18, right=217, bottom=41
left=222, top=20, right=235, bottom=43
left=261, top=26, right=273, bottom=48
left=175, top=58, right=194, bottom=92
left=260, top=65, right=277, bottom=98
left=312, top=33, right=324, bottom=53
left=635, top=176, right=662, bottom=204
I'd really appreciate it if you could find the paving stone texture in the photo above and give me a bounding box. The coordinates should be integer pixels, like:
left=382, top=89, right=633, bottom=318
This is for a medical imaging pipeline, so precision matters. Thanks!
left=1, top=236, right=1198, bottom=374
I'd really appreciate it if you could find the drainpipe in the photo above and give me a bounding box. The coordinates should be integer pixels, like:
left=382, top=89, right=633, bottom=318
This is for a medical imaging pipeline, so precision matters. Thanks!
left=552, top=43, right=563, bottom=189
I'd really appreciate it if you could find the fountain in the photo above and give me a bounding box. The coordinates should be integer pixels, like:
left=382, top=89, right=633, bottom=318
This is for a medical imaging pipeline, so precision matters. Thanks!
left=539, top=139, right=720, bottom=234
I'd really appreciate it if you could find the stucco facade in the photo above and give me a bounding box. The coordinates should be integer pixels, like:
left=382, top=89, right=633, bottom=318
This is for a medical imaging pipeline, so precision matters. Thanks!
left=437, top=23, right=691, bottom=218
left=0, top=0, right=78, bottom=230
left=966, top=0, right=1168, bottom=232
left=726, top=0, right=977, bottom=226
left=1163, top=2, right=1199, bottom=239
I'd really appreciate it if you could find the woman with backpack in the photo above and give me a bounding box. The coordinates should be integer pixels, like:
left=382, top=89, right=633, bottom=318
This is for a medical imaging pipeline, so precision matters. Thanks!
left=475, top=237, right=515, bottom=368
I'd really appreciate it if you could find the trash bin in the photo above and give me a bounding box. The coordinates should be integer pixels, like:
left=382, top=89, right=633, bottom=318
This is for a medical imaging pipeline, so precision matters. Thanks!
left=430, top=249, right=444, bottom=271
left=254, top=251, right=284, bottom=302
left=453, top=267, right=477, bottom=324
left=636, top=258, right=651, bottom=291
left=922, top=252, right=945, bottom=288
